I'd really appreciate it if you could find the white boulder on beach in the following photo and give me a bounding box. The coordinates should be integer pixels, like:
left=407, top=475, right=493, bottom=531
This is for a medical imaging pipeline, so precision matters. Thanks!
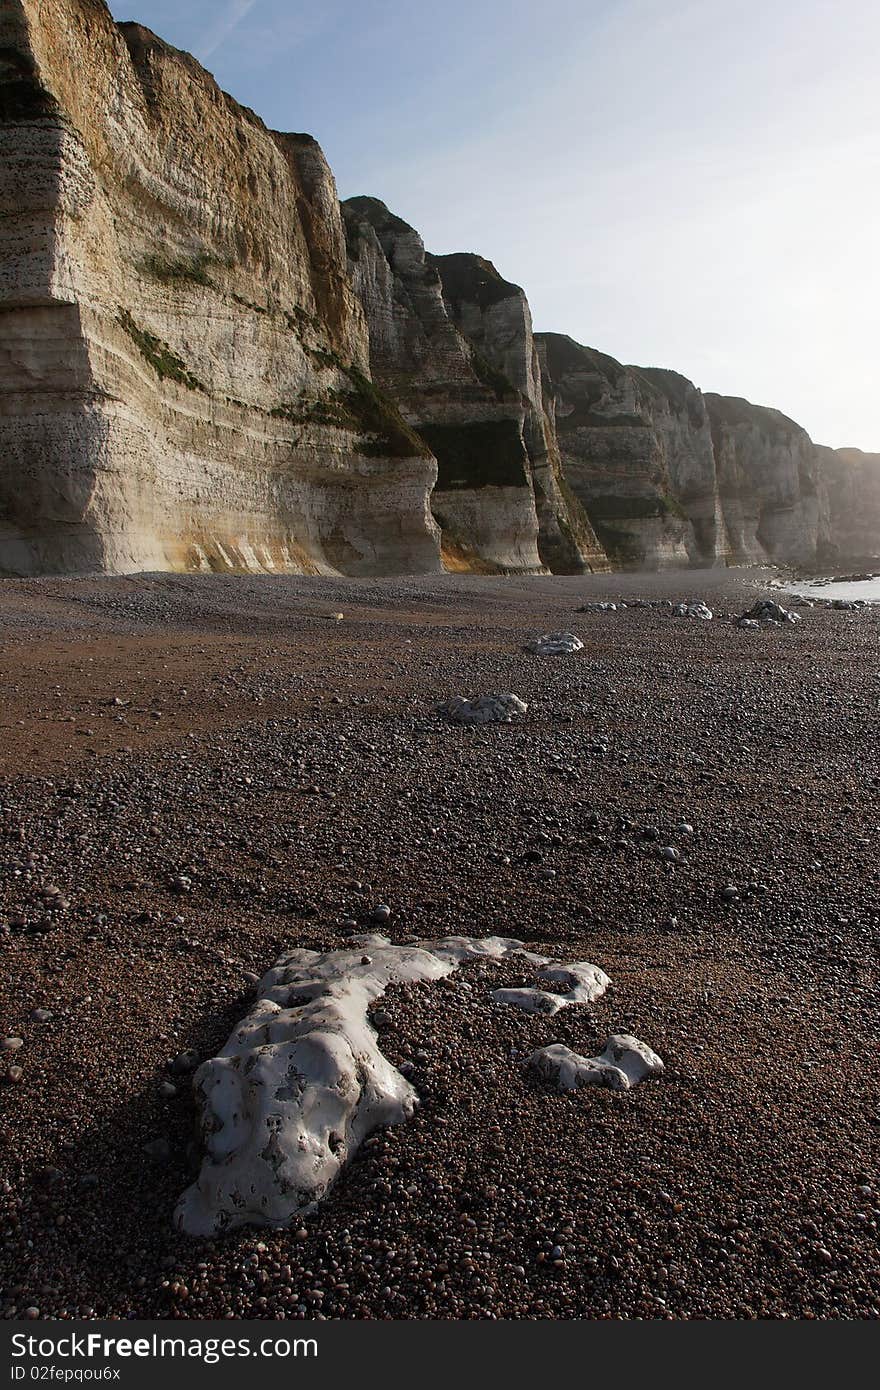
left=672, top=601, right=713, bottom=620
left=523, top=631, right=584, bottom=655
left=175, top=934, right=620, bottom=1235
left=435, top=693, right=528, bottom=724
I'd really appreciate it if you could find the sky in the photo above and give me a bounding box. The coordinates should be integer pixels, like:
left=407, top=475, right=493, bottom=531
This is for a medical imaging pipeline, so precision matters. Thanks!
left=108, top=0, right=880, bottom=449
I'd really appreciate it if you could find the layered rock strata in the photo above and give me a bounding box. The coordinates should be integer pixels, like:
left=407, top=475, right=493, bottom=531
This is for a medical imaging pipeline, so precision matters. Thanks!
left=344, top=198, right=606, bottom=573
left=705, top=394, right=828, bottom=566
left=537, top=334, right=727, bottom=569
left=429, top=252, right=607, bottom=573
left=1, top=0, right=876, bottom=577
left=0, top=0, right=440, bottom=576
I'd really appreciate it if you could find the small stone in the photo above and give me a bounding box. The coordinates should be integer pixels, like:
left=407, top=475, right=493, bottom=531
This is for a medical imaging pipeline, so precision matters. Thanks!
left=169, top=1049, right=199, bottom=1074
left=371, top=904, right=391, bottom=923
left=1, top=1037, right=23, bottom=1052
left=30, top=1009, right=53, bottom=1023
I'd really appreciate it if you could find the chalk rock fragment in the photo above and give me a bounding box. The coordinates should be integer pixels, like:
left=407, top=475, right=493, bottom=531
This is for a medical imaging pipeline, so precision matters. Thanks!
left=177, top=933, right=554, bottom=1234
left=436, top=693, right=528, bottom=724
left=526, top=1035, right=664, bottom=1092
left=672, top=601, right=713, bottom=620
left=492, top=962, right=610, bottom=1015
left=739, top=599, right=801, bottom=625
left=523, top=631, right=584, bottom=655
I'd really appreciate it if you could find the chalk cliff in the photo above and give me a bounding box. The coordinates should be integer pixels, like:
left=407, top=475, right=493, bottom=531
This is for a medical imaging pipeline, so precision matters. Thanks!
left=0, top=0, right=440, bottom=576
left=704, top=394, right=827, bottom=566
left=428, top=253, right=608, bottom=573
left=343, top=198, right=606, bottom=573
left=0, top=0, right=876, bottom=577
left=815, top=447, right=880, bottom=563
left=538, top=334, right=727, bottom=569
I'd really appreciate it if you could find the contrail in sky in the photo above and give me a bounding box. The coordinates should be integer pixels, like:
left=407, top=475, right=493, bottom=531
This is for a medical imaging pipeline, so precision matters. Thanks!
left=199, top=0, right=260, bottom=62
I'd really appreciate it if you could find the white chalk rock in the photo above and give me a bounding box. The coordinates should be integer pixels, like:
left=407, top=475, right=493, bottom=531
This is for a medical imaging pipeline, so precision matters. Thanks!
left=523, top=631, right=584, bottom=655
left=176, top=932, right=566, bottom=1235
left=673, top=601, right=713, bottom=620
left=417, top=935, right=549, bottom=966
left=436, top=693, right=528, bottom=724
left=740, top=599, right=802, bottom=625
left=492, top=962, right=610, bottom=1015
left=525, top=1035, right=664, bottom=1092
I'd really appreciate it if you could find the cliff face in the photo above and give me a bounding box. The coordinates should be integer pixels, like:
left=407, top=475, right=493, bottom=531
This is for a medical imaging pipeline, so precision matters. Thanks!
left=815, top=447, right=880, bottom=563
left=343, top=199, right=607, bottom=573
left=343, top=198, right=541, bottom=573
left=538, top=334, right=727, bottom=569
left=1, top=0, right=875, bottom=579
left=705, top=395, right=827, bottom=566
left=0, top=0, right=440, bottom=576
left=428, top=255, right=608, bottom=573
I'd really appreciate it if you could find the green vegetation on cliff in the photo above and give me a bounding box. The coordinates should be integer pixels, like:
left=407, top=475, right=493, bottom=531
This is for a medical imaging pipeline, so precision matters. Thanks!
left=272, top=364, right=431, bottom=460
left=118, top=310, right=207, bottom=392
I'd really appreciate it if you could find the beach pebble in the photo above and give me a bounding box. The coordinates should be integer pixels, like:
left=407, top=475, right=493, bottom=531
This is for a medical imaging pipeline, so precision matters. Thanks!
left=169, top=1049, right=200, bottom=1074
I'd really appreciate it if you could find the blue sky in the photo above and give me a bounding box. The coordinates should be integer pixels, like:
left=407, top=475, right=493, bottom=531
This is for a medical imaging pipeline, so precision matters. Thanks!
left=108, top=0, right=880, bottom=448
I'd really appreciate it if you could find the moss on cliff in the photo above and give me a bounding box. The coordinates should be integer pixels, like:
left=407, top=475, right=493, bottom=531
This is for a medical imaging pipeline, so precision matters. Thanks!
left=271, top=367, right=430, bottom=459
left=469, top=348, right=515, bottom=401
left=139, top=252, right=218, bottom=287
left=421, top=420, right=529, bottom=490
left=118, top=310, right=207, bottom=392
left=270, top=398, right=351, bottom=429
left=593, top=523, right=644, bottom=566
left=341, top=367, right=431, bottom=458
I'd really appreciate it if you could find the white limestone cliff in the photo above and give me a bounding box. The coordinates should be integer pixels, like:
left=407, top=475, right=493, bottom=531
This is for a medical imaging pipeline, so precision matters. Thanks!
left=0, top=0, right=441, bottom=576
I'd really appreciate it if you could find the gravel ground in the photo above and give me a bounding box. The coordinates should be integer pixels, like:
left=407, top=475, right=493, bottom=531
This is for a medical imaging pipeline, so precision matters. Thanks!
left=0, top=569, right=878, bottom=1320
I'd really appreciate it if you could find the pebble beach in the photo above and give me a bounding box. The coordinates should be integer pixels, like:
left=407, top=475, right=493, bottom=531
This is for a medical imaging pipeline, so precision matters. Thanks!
left=1, top=569, right=878, bottom=1320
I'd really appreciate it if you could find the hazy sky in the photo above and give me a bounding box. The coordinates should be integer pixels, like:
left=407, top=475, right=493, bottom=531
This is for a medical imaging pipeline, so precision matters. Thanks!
left=108, top=0, right=880, bottom=449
